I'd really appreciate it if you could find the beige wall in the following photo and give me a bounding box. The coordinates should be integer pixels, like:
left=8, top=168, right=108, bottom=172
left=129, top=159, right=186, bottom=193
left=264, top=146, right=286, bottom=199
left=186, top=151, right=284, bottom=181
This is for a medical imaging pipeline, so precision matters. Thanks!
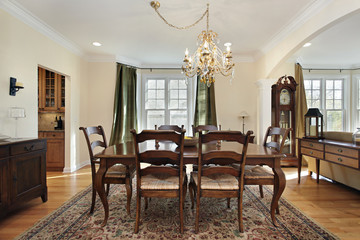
left=0, top=9, right=88, bottom=172
left=215, top=62, right=257, bottom=135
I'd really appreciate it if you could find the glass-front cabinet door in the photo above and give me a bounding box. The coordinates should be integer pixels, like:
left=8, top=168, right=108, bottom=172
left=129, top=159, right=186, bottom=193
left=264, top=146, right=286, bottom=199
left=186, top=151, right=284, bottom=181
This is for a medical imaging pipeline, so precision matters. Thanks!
left=38, top=67, right=65, bottom=112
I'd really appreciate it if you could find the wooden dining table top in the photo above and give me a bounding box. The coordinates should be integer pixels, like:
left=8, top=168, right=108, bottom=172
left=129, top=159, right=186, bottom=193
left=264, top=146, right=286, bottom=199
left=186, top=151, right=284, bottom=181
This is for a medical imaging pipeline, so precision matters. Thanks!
left=96, top=140, right=284, bottom=165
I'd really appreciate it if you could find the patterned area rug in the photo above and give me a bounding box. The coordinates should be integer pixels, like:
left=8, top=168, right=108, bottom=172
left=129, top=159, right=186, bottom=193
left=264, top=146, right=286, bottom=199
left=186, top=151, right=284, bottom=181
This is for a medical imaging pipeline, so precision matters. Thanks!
left=16, top=184, right=338, bottom=239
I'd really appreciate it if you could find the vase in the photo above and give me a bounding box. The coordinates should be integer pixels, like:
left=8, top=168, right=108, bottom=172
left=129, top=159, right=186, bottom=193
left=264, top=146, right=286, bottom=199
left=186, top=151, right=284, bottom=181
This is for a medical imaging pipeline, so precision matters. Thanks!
left=352, top=128, right=360, bottom=145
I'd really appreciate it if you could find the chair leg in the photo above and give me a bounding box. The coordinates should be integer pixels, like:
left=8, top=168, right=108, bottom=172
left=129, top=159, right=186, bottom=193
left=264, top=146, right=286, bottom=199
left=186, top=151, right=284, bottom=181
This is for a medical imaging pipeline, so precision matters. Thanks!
left=106, top=184, right=110, bottom=196
left=125, top=177, right=132, bottom=215
left=227, top=198, right=231, bottom=208
left=135, top=191, right=141, bottom=233
left=90, top=183, right=96, bottom=214
left=183, top=182, right=187, bottom=209
left=180, top=186, right=184, bottom=233
left=259, top=185, right=264, bottom=198
left=189, top=182, right=194, bottom=209
left=145, top=197, right=148, bottom=210
left=195, top=190, right=200, bottom=233
left=238, top=195, right=244, bottom=233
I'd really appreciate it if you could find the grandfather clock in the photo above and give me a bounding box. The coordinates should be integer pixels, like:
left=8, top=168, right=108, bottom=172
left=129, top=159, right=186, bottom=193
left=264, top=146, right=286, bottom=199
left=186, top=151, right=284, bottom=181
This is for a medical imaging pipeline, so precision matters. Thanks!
left=271, top=75, right=298, bottom=166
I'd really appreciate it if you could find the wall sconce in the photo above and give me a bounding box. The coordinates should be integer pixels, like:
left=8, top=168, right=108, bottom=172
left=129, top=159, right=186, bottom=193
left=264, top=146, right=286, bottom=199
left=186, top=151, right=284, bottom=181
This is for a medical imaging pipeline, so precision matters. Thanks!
left=9, top=77, right=24, bottom=96
left=239, top=111, right=249, bottom=133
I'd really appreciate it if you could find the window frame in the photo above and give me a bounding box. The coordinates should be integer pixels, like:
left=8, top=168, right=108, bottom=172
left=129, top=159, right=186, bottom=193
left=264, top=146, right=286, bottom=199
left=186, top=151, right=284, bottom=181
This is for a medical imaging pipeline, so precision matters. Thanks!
left=140, top=73, right=195, bottom=132
left=303, top=73, right=350, bottom=132
left=353, top=74, right=360, bottom=130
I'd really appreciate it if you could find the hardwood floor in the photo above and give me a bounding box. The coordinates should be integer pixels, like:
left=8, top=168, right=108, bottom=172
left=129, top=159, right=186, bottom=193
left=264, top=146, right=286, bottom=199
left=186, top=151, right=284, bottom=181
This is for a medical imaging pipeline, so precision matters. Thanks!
left=0, top=166, right=359, bottom=239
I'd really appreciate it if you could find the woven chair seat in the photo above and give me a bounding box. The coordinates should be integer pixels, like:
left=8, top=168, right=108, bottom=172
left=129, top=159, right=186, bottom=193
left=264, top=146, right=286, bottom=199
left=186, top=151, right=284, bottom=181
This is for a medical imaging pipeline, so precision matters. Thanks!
left=141, top=172, right=186, bottom=190
left=244, top=165, right=273, bottom=179
left=105, top=164, right=135, bottom=178
left=191, top=172, right=239, bottom=190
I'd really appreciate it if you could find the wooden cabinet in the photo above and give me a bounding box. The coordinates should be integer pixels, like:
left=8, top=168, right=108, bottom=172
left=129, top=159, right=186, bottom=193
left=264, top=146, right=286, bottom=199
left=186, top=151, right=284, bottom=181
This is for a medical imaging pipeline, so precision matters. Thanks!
left=38, top=67, right=65, bottom=112
left=0, top=139, right=47, bottom=219
left=39, top=131, right=64, bottom=171
left=298, top=138, right=360, bottom=184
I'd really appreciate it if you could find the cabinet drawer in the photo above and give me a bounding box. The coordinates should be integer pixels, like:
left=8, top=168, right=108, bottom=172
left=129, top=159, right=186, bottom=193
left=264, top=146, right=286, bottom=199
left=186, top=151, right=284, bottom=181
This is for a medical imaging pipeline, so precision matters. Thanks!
left=325, top=145, right=358, bottom=158
left=301, top=140, right=323, bottom=151
left=0, top=146, right=9, bottom=159
left=325, top=153, right=358, bottom=168
left=10, top=140, right=46, bottom=156
left=301, top=147, right=323, bottom=159
left=41, top=132, right=64, bottom=139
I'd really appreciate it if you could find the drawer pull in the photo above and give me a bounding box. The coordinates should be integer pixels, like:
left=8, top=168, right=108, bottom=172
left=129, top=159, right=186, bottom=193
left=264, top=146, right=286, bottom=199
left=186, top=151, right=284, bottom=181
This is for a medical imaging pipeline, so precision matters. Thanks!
left=309, top=143, right=313, bottom=147
left=309, top=151, right=313, bottom=155
left=52, top=134, right=56, bottom=137
left=337, top=149, right=343, bottom=153
left=24, top=145, right=34, bottom=151
left=338, top=157, right=343, bottom=162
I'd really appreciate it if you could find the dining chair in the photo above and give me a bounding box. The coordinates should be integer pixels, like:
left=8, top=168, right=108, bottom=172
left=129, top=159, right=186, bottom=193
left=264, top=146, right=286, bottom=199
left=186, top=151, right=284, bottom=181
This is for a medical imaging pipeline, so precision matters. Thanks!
left=189, top=130, right=253, bottom=233
left=131, top=129, right=187, bottom=234
left=192, top=124, right=220, bottom=137
left=155, top=124, right=184, bottom=132
left=244, top=126, right=291, bottom=205
left=79, top=126, right=135, bottom=215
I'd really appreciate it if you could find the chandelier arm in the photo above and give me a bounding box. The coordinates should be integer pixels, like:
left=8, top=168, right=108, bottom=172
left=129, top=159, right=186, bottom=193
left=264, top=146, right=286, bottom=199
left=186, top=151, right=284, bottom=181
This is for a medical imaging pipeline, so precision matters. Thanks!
left=218, top=66, right=235, bottom=76
left=152, top=4, right=208, bottom=30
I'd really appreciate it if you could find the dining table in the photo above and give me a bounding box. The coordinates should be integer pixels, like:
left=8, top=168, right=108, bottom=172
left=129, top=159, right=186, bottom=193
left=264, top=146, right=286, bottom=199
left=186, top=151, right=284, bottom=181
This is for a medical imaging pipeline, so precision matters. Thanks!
left=94, top=140, right=286, bottom=227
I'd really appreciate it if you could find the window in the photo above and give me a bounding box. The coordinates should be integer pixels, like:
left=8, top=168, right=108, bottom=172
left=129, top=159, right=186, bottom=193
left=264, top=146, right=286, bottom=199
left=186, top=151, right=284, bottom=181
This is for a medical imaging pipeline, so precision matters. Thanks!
left=304, top=75, right=347, bottom=131
left=141, top=74, right=194, bottom=131
left=354, top=75, right=360, bottom=128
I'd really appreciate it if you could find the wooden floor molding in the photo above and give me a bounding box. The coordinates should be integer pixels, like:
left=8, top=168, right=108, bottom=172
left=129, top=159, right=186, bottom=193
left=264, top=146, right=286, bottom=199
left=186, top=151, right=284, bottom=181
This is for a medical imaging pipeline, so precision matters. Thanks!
left=0, top=166, right=359, bottom=239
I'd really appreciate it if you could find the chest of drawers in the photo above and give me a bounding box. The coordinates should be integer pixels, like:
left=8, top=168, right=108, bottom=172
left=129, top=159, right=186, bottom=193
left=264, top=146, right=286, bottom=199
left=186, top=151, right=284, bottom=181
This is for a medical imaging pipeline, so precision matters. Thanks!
left=298, top=138, right=360, bottom=184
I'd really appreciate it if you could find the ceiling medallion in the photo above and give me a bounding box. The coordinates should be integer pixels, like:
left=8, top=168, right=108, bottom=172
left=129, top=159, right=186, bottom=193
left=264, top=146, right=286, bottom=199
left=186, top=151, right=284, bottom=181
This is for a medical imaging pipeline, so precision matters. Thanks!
left=150, top=1, right=235, bottom=87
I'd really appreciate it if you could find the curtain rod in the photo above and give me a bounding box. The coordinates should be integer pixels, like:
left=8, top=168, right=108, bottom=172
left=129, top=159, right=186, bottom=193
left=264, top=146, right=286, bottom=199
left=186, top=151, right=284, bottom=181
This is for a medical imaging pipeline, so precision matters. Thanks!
left=117, top=62, right=180, bottom=70
left=302, top=67, right=360, bottom=72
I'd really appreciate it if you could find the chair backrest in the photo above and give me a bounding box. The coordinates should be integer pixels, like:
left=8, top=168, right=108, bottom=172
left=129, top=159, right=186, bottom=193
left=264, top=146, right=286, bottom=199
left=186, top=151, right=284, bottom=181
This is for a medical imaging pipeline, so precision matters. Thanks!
left=131, top=129, right=185, bottom=180
left=79, top=125, right=108, bottom=161
left=192, top=124, right=220, bottom=136
left=198, top=130, right=253, bottom=179
left=155, top=124, right=184, bottom=133
left=262, top=127, right=291, bottom=153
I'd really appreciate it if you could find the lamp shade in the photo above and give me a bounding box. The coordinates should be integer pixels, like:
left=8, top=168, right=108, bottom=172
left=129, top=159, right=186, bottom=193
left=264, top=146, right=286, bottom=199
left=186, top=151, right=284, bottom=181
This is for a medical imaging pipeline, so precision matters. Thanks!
left=9, top=107, right=26, bottom=119
left=239, top=111, right=249, bottom=117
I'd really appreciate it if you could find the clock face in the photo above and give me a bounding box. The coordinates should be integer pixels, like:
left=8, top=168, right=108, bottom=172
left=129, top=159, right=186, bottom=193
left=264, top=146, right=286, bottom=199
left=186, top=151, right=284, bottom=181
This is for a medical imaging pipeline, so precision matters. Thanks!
left=280, top=89, right=291, bottom=105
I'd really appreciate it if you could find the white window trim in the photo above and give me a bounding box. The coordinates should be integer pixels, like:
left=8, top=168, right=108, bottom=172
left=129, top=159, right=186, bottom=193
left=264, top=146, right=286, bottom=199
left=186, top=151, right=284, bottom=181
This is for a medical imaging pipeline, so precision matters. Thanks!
left=304, top=73, right=350, bottom=132
left=139, top=73, right=195, bottom=132
left=352, top=74, right=360, bottom=131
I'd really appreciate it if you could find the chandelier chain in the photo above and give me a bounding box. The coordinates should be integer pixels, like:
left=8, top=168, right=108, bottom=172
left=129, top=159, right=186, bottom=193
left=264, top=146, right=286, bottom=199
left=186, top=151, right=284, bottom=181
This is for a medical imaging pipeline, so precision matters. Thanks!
left=153, top=4, right=209, bottom=30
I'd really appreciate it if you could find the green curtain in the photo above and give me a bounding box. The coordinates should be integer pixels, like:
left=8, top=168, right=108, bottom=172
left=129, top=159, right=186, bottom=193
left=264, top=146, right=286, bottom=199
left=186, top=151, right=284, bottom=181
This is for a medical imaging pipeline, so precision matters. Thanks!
left=193, top=76, right=217, bottom=126
left=109, top=63, right=137, bottom=145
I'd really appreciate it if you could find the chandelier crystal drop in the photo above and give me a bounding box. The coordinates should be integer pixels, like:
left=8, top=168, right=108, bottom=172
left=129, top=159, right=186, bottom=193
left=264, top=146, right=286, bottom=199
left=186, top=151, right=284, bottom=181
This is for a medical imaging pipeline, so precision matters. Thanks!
left=150, top=1, right=235, bottom=87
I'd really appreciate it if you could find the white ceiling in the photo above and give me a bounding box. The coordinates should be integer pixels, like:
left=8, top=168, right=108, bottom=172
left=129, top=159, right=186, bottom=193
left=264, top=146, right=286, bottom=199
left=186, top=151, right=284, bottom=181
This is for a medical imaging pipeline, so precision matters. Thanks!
left=2, top=0, right=359, bottom=68
left=293, top=12, right=360, bottom=69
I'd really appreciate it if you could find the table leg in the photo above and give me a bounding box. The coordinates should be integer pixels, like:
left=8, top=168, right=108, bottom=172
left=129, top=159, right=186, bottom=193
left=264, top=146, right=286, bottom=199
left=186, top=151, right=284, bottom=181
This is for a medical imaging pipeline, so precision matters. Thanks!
left=95, top=160, right=108, bottom=227
left=316, top=158, right=320, bottom=183
left=271, top=158, right=286, bottom=226
left=297, top=140, right=302, bottom=184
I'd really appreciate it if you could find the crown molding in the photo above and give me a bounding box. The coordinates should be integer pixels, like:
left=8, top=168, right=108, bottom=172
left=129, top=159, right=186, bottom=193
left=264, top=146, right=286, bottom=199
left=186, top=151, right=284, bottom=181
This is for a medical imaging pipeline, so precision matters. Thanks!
left=0, top=0, right=84, bottom=57
left=259, top=0, right=333, bottom=56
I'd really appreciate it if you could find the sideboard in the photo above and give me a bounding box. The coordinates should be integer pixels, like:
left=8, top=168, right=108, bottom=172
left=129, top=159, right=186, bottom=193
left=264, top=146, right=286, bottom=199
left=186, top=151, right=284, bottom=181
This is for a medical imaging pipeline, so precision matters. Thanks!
left=297, top=138, right=360, bottom=184
left=0, top=138, right=47, bottom=218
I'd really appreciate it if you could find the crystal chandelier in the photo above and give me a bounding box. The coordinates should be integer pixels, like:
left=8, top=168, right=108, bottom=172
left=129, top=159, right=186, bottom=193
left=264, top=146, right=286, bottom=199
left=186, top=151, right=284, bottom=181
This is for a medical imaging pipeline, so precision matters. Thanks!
left=150, top=1, right=235, bottom=87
